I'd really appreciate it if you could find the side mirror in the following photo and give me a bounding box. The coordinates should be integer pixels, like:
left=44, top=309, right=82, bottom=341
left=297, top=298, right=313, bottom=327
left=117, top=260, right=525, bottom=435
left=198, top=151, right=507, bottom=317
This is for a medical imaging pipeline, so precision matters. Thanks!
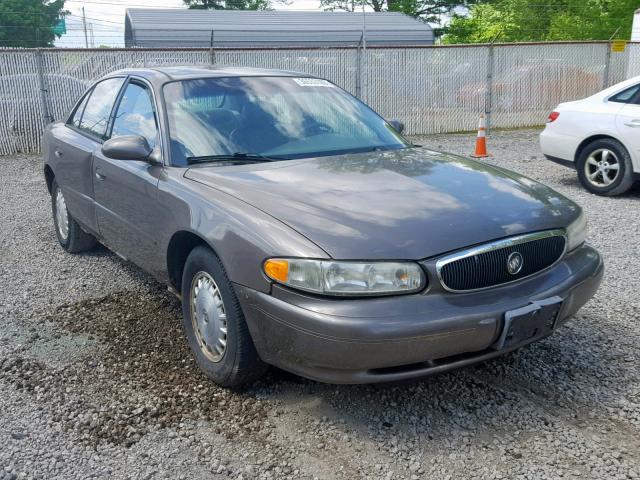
left=102, top=135, right=152, bottom=161
left=388, top=120, right=405, bottom=134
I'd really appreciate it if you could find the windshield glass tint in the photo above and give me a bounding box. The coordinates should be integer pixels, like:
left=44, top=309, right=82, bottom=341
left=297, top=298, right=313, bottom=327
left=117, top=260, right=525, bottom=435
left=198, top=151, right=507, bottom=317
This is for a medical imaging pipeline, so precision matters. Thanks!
left=163, top=76, right=410, bottom=165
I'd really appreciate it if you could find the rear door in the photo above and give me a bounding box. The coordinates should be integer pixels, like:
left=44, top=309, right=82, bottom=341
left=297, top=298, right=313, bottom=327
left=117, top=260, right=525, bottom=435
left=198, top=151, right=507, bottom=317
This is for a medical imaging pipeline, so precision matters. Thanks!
left=49, top=77, right=125, bottom=233
left=614, top=84, right=640, bottom=172
left=92, top=78, right=165, bottom=272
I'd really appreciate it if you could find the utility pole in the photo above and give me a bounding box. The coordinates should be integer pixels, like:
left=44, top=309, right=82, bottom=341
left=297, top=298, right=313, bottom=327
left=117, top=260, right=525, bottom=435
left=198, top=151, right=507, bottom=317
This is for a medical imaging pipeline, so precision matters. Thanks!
left=82, top=7, right=89, bottom=48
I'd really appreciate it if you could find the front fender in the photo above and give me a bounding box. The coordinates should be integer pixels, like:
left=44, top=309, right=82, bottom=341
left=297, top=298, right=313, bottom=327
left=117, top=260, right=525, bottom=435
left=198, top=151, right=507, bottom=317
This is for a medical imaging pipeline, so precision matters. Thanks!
left=155, top=168, right=329, bottom=293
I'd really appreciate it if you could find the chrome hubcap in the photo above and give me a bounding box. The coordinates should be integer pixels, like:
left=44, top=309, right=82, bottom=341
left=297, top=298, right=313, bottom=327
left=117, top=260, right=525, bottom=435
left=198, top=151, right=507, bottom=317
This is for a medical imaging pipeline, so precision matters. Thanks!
left=55, top=188, right=69, bottom=241
left=585, top=149, right=620, bottom=187
left=190, top=271, right=227, bottom=363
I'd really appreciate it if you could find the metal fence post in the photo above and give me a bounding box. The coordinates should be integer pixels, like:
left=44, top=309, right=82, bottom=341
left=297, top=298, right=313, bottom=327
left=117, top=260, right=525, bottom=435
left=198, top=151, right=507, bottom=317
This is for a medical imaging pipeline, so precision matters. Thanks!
left=209, top=30, right=215, bottom=66
left=35, top=49, right=53, bottom=124
left=603, top=47, right=611, bottom=89
left=355, top=31, right=364, bottom=99
left=484, top=43, right=496, bottom=134
left=603, top=27, right=621, bottom=89
left=361, top=27, right=367, bottom=103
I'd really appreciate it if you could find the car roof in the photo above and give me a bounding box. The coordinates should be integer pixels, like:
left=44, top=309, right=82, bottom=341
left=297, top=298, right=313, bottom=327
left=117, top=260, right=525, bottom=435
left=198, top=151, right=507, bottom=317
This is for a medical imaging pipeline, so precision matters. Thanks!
left=107, top=65, right=309, bottom=82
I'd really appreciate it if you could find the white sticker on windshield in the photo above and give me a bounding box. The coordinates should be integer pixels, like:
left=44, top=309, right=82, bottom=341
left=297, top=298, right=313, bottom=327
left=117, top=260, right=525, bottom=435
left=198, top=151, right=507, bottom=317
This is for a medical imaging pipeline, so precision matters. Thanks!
left=293, top=78, right=334, bottom=87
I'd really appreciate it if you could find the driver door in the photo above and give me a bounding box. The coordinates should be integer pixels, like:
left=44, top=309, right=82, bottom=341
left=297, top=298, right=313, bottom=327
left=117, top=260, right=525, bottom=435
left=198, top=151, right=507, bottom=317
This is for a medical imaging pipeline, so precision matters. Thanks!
left=93, top=78, right=165, bottom=272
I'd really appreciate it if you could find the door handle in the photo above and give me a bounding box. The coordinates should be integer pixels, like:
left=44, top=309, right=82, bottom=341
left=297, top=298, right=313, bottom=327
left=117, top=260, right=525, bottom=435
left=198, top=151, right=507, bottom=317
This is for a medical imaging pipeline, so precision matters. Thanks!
left=54, top=148, right=63, bottom=157
left=95, top=169, right=106, bottom=181
left=624, top=119, right=640, bottom=128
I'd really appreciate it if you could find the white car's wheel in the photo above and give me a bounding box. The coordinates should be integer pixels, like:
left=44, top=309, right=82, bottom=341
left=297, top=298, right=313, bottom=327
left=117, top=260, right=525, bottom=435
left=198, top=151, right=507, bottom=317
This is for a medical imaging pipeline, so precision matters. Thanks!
left=577, top=139, right=635, bottom=196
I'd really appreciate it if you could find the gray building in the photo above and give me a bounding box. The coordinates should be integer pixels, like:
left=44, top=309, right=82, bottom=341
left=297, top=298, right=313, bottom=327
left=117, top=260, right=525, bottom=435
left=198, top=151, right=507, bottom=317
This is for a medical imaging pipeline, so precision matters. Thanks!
left=124, top=9, right=434, bottom=48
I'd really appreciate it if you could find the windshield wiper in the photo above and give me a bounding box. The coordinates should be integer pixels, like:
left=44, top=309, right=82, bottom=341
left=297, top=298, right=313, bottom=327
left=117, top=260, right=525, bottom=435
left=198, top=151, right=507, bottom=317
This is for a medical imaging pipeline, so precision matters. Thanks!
left=356, top=146, right=392, bottom=154
left=361, top=145, right=417, bottom=153
left=186, top=152, right=284, bottom=165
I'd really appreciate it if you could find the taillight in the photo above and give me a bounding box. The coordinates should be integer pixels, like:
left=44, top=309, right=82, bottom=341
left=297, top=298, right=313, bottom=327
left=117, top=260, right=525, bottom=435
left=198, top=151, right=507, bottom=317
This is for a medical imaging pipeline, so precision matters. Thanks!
left=547, top=111, right=560, bottom=123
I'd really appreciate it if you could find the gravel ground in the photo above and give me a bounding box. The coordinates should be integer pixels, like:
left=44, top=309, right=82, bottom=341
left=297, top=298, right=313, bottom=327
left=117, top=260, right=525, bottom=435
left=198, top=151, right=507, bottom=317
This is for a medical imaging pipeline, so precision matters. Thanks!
left=1, top=128, right=639, bottom=480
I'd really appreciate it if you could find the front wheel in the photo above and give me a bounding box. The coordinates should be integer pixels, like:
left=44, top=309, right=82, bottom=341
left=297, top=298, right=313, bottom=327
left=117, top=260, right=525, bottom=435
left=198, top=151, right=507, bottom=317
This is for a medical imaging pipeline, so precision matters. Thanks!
left=577, top=139, right=635, bottom=196
left=181, top=246, right=267, bottom=387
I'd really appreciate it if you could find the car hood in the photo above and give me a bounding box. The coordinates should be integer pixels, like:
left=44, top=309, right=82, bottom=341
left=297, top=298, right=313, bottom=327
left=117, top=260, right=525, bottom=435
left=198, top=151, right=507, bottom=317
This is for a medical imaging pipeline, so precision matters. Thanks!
left=184, top=148, right=580, bottom=260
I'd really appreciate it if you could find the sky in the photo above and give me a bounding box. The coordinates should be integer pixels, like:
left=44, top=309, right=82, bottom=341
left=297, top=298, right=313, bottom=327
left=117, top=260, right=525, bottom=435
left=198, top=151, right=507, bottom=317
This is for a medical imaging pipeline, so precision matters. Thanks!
left=56, top=0, right=324, bottom=47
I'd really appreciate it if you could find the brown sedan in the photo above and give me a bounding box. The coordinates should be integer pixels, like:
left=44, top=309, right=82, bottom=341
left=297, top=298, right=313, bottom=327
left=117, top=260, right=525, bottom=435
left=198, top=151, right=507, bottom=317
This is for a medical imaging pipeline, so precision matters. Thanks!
left=43, top=66, right=603, bottom=386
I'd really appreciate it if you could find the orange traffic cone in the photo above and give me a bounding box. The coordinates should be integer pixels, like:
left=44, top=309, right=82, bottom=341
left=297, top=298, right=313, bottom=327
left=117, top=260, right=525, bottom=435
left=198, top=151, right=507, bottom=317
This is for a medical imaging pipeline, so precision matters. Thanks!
left=471, top=114, right=490, bottom=158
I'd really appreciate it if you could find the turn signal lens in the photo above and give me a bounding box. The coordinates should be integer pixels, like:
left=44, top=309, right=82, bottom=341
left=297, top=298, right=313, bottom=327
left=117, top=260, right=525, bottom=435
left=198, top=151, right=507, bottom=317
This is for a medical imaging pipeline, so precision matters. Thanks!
left=263, top=258, right=426, bottom=297
left=547, top=111, right=560, bottom=123
left=263, top=259, right=289, bottom=283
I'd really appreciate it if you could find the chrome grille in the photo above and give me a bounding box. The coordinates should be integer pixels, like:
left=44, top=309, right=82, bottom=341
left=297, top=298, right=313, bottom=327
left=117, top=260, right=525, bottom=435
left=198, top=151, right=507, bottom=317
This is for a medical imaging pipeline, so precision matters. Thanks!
left=436, top=231, right=566, bottom=292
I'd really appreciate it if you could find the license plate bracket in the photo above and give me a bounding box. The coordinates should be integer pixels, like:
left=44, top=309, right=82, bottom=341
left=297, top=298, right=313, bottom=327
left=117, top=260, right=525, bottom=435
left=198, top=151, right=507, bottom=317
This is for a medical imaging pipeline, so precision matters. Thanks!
left=494, top=296, right=563, bottom=350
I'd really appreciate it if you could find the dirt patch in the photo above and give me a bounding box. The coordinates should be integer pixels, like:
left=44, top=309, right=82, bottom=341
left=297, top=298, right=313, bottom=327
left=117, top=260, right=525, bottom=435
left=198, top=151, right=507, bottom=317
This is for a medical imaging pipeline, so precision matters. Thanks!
left=2, top=289, right=273, bottom=448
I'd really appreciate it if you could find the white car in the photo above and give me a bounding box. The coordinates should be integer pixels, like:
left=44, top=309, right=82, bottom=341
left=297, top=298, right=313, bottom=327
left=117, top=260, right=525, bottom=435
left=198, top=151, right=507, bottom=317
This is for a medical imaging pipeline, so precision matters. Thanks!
left=540, top=76, right=640, bottom=196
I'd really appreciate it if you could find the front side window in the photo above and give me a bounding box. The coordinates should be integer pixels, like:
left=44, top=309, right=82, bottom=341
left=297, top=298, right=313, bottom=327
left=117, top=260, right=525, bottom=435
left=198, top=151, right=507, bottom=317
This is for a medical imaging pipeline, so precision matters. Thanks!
left=78, top=77, right=125, bottom=139
left=610, top=85, right=640, bottom=104
left=163, top=76, right=410, bottom=166
left=111, top=82, right=158, bottom=148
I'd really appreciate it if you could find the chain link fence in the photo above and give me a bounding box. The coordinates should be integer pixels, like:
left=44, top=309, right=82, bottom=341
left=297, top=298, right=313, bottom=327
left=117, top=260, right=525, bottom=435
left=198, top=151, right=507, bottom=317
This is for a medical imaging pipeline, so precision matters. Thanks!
left=0, top=41, right=639, bottom=156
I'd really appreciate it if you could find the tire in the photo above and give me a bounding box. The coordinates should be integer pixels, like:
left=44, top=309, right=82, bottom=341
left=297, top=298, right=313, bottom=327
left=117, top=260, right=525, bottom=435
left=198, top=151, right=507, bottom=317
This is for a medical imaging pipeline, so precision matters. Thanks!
left=181, top=245, right=267, bottom=387
left=577, top=138, right=635, bottom=196
left=51, top=179, right=97, bottom=253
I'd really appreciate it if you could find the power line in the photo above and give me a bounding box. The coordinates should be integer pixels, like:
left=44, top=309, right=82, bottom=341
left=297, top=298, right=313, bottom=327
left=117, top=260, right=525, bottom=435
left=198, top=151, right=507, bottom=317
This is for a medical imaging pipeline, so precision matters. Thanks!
left=0, top=11, right=123, bottom=26
left=0, top=22, right=121, bottom=29
left=64, top=0, right=187, bottom=7
left=67, top=14, right=123, bottom=25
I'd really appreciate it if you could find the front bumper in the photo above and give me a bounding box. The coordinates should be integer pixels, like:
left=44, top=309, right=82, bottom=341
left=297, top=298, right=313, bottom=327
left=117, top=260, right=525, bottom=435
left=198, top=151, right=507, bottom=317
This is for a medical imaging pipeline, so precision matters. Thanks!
left=236, top=244, right=603, bottom=384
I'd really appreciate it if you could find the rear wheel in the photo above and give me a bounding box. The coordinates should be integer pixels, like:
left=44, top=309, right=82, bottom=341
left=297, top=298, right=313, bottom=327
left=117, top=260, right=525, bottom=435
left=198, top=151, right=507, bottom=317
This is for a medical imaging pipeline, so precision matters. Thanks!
left=51, top=179, right=97, bottom=253
left=577, top=139, right=635, bottom=196
left=181, top=246, right=267, bottom=387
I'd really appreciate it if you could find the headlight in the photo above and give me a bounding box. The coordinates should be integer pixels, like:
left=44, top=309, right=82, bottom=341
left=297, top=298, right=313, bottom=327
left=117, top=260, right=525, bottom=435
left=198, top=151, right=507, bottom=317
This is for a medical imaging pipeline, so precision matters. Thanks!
left=263, top=258, right=426, bottom=296
left=566, top=211, right=587, bottom=251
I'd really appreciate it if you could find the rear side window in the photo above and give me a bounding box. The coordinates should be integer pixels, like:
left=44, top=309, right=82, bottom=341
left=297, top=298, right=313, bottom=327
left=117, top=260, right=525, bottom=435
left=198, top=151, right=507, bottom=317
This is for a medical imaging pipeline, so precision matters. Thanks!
left=77, top=77, right=125, bottom=139
left=610, top=85, right=640, bottom=104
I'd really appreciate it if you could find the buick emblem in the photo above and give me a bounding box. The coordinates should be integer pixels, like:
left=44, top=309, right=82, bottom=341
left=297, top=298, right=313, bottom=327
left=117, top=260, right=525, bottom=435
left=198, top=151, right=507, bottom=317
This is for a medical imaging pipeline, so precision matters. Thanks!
left=507, top=252, right=524, bottom=275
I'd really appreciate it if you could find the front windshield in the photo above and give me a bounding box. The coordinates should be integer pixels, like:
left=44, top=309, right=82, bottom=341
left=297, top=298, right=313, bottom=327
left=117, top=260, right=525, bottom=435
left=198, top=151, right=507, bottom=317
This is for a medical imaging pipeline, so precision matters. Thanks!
left=163, top=76, right=411, bottom=166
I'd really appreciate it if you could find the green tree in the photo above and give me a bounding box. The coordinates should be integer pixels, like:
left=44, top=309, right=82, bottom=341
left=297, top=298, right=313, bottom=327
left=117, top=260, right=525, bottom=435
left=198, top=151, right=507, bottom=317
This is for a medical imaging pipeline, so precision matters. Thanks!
left=319, top=0, right=385, bottom=13
left=319, top=0, right=478, bottom=35
left=0, top=0, right=66, bottom=48
left=443, top=0, right=640, bottom=44
left=387, top=0, right=477, bottom=25
left=183, top=0, right=273, bottom=10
